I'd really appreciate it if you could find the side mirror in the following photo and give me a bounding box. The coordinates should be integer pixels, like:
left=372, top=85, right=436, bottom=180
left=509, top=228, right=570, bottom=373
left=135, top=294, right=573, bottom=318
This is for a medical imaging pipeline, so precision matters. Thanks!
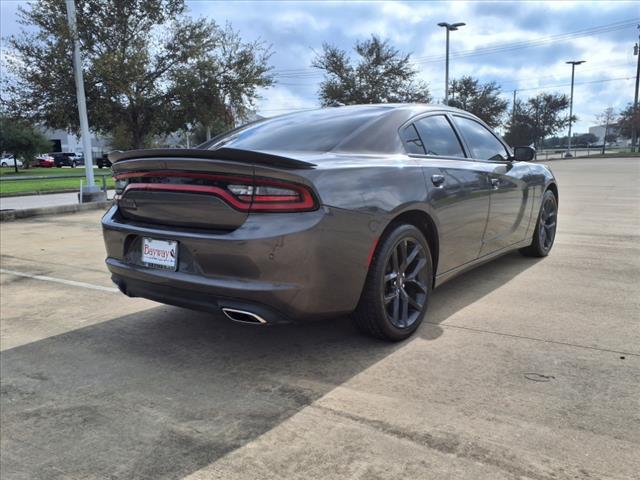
left=513, top=146, right=536, bottom=162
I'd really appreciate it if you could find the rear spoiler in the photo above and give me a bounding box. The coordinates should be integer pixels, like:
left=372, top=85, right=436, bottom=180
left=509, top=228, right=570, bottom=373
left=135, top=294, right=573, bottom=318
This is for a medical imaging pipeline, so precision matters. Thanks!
left=108, top=148, right=316, bottom=169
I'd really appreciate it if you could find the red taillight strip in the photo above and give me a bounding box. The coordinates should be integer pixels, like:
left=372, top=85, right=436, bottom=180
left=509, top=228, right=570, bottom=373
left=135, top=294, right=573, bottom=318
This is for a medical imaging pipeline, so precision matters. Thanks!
left=250, top=189, right=316, bottom=211
left=116, top=171, right=318, bottom=213
left=252, top=195, right=299, bottom=203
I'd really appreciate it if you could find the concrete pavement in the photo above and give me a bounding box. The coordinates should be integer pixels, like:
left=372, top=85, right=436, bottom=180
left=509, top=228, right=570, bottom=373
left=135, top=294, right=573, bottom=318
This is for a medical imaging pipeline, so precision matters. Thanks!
left=1, top=157, right=639, bottom=479
left=0, top=190, right=115, bottom=211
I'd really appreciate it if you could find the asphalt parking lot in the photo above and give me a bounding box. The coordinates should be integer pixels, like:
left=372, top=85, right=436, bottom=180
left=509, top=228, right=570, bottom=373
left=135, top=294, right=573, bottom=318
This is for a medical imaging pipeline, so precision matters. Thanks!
left=1, top=157, right=639, bottom=480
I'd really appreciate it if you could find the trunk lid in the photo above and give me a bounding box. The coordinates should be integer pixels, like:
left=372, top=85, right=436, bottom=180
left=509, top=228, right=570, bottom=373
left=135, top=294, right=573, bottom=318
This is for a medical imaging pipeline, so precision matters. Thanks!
left=110, top=148, right=316, bottom=231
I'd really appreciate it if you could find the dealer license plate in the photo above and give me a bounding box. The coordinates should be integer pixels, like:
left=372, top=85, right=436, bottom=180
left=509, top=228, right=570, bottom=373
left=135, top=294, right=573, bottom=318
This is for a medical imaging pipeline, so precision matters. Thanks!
left=142, top=237, right=178, bottom=270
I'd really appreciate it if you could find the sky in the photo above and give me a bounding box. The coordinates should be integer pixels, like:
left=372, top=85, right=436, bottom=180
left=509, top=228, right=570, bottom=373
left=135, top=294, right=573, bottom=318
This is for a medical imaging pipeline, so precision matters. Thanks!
left=1, top=0, right=638, bottom=134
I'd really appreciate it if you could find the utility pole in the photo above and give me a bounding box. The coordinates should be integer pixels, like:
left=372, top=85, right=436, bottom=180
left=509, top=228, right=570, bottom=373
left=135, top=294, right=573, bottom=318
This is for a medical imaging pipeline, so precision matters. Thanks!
left=512, top=90, right=517, bottom=127
left=65, top=0, right=103, bottom=202
left=632, top=27, right=639, bottom=153
left=437, top=22, right=465, bottom=105
left=565, top=60, right=585, bottom=157
left=602, top=119, right=610, bottom=155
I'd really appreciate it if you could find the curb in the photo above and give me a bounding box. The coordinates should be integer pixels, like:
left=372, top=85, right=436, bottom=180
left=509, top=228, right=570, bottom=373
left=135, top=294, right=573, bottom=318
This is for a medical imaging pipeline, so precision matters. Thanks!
left=0, top=189, right=82, bottom=198
left=0, top=200, right=113, bottom=222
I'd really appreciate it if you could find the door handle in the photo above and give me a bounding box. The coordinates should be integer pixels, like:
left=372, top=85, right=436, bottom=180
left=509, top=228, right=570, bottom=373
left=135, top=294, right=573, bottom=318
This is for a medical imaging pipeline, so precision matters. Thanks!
left=431, top=174, right=445, bottom=187
left=490, top=178, right=500, bottom=189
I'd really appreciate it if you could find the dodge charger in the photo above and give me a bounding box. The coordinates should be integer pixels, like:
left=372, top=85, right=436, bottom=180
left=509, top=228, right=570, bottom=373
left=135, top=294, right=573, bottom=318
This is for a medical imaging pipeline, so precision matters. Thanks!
left=102, top=104, right=558, bottom=341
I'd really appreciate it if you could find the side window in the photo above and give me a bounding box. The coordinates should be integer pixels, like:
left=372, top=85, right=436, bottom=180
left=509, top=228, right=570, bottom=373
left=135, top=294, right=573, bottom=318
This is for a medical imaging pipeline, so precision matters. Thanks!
left=413, top=115, right=465, bottom=158
left=400, top=124, right=425, bottom=154
left=452, top=116, right=509, bottom=161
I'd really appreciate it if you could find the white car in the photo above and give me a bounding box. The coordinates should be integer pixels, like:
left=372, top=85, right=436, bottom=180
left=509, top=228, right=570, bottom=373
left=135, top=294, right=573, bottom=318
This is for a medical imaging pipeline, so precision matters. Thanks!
left=1, top=156, right=23, bottom=168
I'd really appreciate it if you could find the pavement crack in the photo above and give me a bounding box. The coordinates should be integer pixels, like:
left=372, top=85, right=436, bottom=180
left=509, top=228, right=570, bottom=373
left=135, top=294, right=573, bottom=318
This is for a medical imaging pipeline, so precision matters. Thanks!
left=429, top=322, right=640, bottom=358
left=314, top=404, right=576, bottom=480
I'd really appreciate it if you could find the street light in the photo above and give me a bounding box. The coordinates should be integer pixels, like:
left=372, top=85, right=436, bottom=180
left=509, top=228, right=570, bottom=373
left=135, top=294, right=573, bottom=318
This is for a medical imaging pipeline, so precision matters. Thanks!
left=65, top=0, right=104, bottom=202
left=565, top=60, right=585, bottom=156
left=438, top=22, right=466, bottom=105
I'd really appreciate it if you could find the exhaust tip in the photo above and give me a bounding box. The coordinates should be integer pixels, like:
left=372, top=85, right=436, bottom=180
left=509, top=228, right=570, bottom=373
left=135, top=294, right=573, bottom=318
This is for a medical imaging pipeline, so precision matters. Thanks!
left=221, top=308, right=268, bottom=325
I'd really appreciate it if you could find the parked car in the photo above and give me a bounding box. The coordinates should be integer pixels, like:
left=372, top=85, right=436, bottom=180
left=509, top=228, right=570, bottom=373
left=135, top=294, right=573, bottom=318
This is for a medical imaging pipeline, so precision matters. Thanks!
left=102, top=104, right=558, bottom=341
left=1, top=155, right=23, bottom=168
left=96, top=153, right=112, bottom=169
left=34, top=154, right=55, bottom=168
left=51, top=152, right=84, bottom=168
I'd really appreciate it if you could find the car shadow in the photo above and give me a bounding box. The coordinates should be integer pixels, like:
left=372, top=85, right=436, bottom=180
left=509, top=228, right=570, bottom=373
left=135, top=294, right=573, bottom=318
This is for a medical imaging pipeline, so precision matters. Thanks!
left=0, top=252, right=540, bottom=480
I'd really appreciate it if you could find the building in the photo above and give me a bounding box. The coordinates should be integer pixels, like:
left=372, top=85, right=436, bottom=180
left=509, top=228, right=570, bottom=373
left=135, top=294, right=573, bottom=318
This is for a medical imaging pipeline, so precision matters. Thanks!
left=588, top=123, right=630, bottom=146
left=38, top=112, right=261, bottom=155
left=38, top=127, right=110, bottom=160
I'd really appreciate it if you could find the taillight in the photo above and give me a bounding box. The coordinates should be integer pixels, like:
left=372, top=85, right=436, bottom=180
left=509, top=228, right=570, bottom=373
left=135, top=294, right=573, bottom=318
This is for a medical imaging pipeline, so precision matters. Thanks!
left=114, top=178, right=128, bottom=196
left=113, top=172, right=317, bottom=213
left=228, top=179, right=316, bottom=212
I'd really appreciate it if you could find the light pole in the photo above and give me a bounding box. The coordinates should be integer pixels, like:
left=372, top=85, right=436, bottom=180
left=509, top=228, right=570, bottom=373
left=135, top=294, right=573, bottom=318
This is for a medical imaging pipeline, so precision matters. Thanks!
left=632, top=35, right=639, bottom=153
left=438, top=22, right=465, bottom=105
left=565, top=60, right=585, bottom=157
left=65, top=0, right=104, bottom=201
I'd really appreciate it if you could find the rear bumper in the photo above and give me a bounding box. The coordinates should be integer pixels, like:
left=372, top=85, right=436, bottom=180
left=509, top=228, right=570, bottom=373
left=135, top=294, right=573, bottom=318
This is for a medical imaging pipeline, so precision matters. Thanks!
left=101, top=204, right=375, bottom=322
left=109, top=268, right=292, bottom=323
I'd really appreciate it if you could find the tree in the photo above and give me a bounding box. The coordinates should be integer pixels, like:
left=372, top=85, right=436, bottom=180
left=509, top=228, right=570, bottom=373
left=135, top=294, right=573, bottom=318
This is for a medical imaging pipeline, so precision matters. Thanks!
left=503, top=93, right=572, bottom=148
left=448, top=76, right=508, bottom=128
left=170, top=23, right=274, bottom=141
left=0, top=115, right=51, bottom=172
left=618, top=103, right=639, bottom=143
left=604, top=133, right=619, bottom=144
left=547, top=133, right=598, bottom=148
left=528, top=93, right=573, bottom=148
left=4, top=0, right=274, bottom=150
left=598, top=107, right=616, bottom=154
left=575, top=133, right=598, bottom=146
left=312, top=35, right=431, bottom=106
left=503, top=99, right=535, bottom=147
left=543, top=136, right=563, bottom=148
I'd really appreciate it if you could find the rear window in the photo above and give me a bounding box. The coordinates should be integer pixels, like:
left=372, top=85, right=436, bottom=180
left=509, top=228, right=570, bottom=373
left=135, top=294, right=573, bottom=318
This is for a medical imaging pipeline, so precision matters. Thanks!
left=204, top=107, right=391, bottom=153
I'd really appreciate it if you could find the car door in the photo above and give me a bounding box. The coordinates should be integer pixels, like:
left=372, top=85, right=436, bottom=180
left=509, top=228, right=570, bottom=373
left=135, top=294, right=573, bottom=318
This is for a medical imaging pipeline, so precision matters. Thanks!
left=402, top=114, right=492, bottom=274
left=451, top=115, right=533, bottom=256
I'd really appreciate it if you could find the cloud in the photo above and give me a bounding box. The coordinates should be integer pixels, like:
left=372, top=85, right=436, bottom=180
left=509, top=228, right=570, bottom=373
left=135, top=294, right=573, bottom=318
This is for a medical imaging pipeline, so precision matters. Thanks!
left=2, top=0, right=637, bottom=132
left=256, top=85, right=316, bottom=117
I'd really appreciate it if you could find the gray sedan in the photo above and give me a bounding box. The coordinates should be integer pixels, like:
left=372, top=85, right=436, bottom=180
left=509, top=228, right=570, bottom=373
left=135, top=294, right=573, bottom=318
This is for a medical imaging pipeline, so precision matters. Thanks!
left=102, top=104, right=557, bottom=341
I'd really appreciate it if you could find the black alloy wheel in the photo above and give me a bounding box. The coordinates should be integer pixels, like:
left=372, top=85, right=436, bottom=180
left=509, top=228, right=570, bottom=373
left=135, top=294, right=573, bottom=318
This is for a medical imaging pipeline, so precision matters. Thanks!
left=520, top=189, right=557, bottom=257
left=539, top=192, right=557, bottom=251
left=352, top=223, right=432, bottom=341
left=382, top=237, right=429, bottom=329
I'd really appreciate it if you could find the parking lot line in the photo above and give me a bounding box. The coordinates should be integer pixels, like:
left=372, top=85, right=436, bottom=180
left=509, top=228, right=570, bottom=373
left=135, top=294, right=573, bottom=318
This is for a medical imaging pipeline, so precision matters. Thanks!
left=0, top=268, right=119, bottom=293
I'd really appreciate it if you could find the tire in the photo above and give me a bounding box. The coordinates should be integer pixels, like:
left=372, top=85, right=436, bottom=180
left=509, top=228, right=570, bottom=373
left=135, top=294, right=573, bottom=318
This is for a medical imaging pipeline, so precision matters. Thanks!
left=352, top=223, right=433, bottom=341
left=1, top=162, right=7, bottom=167
left=520, top=189, right=558, bottom=257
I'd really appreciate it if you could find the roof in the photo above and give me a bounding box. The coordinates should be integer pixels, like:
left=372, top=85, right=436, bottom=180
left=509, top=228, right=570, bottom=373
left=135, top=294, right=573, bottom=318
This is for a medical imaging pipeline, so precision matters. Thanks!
left=199, top=103, right=476, bottom=156
left=287, top=102, right=467, bottom=115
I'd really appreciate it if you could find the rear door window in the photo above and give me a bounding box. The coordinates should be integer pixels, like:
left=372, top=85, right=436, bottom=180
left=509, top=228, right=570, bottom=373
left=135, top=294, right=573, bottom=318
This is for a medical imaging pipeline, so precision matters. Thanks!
left=452, top=116, right=509, bottom=161
left=400, top=124, right=425, bottom=154
left=413, top=115, right=465, bottom=158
